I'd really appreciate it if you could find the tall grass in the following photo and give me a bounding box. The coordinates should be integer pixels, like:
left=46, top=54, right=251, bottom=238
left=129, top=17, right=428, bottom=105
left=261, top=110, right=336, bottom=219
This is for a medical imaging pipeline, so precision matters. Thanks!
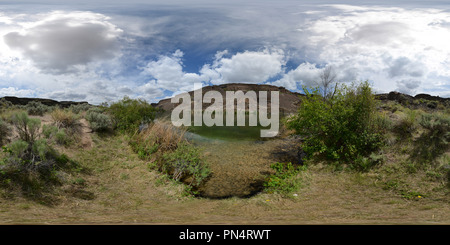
left=130, top=120, right=210, bottom=189
left=50, top=109, right=81, bottom=136
left=130, top=120, right=187, bottom=159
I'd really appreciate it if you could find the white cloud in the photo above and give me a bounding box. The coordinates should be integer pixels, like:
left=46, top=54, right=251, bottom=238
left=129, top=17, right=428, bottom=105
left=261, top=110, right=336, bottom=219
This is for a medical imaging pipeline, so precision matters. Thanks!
left=271, top=62, right=322, bottom=91
left=288, top=5, right=450, bottom=95
left=3, top=11, right=122, bottom=74
left=0, top=87, right=35, bottom=97
left=201, top=49, right=285, bottom=84
left=396, top=79, right=421, bottom=95
left=141, top=50, right=204, bottom=94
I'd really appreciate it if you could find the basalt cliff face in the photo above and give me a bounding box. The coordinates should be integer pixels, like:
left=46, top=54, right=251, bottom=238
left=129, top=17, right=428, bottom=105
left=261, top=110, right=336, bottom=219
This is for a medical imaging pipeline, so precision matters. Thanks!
left=152, top=83, right=305, bottom=115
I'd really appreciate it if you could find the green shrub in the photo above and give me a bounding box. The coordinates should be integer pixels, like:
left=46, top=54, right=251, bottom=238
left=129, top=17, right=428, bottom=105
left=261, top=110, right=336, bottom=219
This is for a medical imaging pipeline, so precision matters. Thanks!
left=286, top=81, right=384, bottom=164
left=42, top=124, right=59, bottom=139
left=394, top=109, right=419, bottom=137
left=0, top=98, right=13, bottom=112
left=85, top=108, right=113, bottom=132
left=69, top=103, right=91, bottom=114
left=26, top=101, right=51, bottom=116
left=263, top=162, right=306, bottom=194
left=108, top=96, right=156, bottom=133
left=158, top=143, right=210, bottom=187
left=0, top=118, right=11, bottom=146
left=55, top=129, right=70, bottom=145
left=411, top=113, right=450, bottom=164
left=11, top=112, right=41, bottom=143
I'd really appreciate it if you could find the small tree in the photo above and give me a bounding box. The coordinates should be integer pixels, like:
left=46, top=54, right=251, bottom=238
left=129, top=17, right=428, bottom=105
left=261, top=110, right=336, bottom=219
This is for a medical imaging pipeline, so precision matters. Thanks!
left=318, top=66, right=337, bottom=100
left=287, top=81, right=384, bottom=164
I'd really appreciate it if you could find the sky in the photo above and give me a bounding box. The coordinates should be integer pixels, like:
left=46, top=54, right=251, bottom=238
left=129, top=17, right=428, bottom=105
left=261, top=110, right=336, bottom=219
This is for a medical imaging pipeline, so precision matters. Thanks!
left=0, top=0, right=450, bottom=104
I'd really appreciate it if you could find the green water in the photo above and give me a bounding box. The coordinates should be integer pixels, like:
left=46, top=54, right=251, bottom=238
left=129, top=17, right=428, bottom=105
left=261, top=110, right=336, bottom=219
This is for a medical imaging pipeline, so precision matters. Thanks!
left=188, top=124, right=268, bottom=141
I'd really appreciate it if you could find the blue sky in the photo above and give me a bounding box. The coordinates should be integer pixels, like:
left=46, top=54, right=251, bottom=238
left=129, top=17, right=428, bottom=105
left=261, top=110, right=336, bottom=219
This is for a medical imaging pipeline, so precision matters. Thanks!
left=1, top=0, right=450, bottom=104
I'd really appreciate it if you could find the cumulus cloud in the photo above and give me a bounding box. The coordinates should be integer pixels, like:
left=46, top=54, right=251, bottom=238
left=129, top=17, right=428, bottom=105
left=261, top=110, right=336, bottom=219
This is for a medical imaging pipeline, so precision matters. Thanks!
left=396, top=79, right=421, bottom=94
left=3, top=11, right=122, bottom=74
left=201, top=49, right=285, bottom=84
left=141, top=50, right=203, bottom=94
left=0, top=87, right=35, bottom=97
left=271, top=62, right=322, bottom=90
left=386, top=56, right=425, bottom=78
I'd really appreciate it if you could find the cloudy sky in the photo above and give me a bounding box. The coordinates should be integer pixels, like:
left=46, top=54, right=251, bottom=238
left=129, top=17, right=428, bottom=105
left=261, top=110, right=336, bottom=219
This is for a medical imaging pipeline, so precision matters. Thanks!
left=1, top=0, right=450, bottom=104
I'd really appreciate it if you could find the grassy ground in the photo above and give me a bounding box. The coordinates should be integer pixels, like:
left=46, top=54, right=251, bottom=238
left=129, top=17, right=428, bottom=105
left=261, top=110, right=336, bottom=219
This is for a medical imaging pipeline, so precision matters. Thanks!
left=0, top=98, right=449, bottom=224
left=0, top=132, right=448, bottom=224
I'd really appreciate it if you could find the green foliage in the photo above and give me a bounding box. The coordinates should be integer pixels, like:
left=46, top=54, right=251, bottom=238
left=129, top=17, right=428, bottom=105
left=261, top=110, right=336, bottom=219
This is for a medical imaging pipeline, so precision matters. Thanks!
left=263, top=162, right=306, bottom=194
left=159, top=143, right=210, bottom=187
left=68, top=103, right=91, bottom=114
left=26, top=101, right=52, bottom=116
left=0, top=118, right=11, bottom=146
left=42, top=124, right=59, bottom=139
left=11, top=112, right=41, bottom=143
left=410, top=112, right=450, bottom=164
left=85, top=108, right=113, bottom=132
left=42, top=124, right=70, bottom=146
left=350, top=152, right=385, bottom=172
left=108, top=96, right=156, bottom=133
left=55, top=129, right=70, bottom=146
left=286, top=81, right=384, bottom=165
left=0, top=98, right=13, bottom=112
left=50, top=109, right=81, bottom=135
left=394, top=108, right=419, bottom=137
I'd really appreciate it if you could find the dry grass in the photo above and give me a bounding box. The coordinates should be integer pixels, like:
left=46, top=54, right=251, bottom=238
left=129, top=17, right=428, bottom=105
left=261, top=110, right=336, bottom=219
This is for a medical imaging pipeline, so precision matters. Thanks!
left=50, top=109, right=82, bottom=136
left=131, top=120, right=187, bottom=156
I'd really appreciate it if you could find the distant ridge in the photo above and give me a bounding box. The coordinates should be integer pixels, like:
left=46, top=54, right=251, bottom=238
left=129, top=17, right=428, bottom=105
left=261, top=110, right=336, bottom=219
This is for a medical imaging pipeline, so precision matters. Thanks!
left=0, top=96, right=89, bottom=108
left=2, top=84, right=448, bottom=111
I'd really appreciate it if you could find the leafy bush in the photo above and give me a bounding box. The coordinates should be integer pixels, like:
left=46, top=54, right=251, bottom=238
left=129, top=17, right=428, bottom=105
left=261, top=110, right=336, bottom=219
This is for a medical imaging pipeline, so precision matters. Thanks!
left=0, top=118, right=11, bottom=146
left=11, top=112, right=41, bottom=143
left=286, top=81, right=384, bottom=164
left=263, top=162, right=306, bottom=194
left=85, top=108, right=113, bottom=132
left=159, top=143, right=210, bottom=187
left=108, top=96, right=157, bottom=133
left=26, top=101, right=51, bottom=116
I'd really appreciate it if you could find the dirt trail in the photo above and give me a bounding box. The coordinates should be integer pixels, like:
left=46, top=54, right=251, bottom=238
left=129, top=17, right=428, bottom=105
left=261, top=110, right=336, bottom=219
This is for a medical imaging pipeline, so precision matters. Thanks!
left=78, top=118, right=93, bottom=149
